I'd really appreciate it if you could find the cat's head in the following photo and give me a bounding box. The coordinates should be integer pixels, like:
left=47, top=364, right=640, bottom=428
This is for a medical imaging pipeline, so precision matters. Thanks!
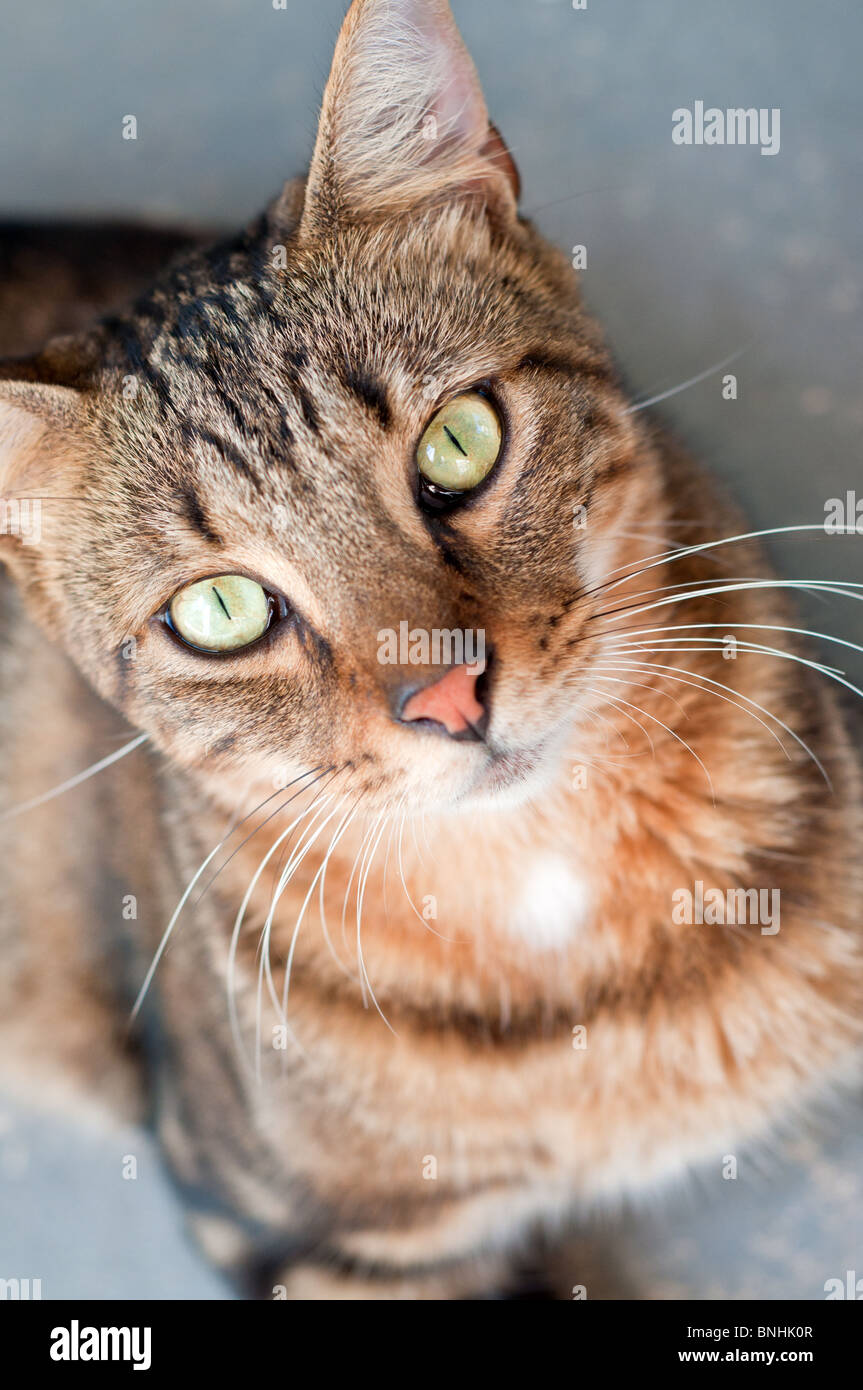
left=0, top=0, right=663, bottom=815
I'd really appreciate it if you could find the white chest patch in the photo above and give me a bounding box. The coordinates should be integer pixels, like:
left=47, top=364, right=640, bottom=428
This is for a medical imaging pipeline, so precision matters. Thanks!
left=506, top=855, right=590, bottom=950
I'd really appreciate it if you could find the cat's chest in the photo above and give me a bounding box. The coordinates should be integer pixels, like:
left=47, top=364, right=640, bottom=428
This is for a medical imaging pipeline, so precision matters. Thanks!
left=501, top=853, right=591, bottom=949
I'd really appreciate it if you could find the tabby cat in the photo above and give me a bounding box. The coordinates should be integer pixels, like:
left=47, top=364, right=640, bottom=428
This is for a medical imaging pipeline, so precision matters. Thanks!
left=1, top=0, right=861, bottom=1300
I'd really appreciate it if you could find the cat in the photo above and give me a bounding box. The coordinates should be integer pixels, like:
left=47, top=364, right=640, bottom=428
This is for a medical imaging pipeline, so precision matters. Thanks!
left=1, top=0, right=861, bottom=1300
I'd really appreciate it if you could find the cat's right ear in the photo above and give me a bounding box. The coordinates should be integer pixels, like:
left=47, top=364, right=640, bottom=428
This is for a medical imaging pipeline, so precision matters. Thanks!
left=296, top=0, right=521, bottom=232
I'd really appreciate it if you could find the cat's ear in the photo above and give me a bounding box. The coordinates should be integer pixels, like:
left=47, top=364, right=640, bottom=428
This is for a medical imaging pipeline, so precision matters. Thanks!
left=0, top=377, right=82, bottom=569
left=299, top=0, right=520, bottom=230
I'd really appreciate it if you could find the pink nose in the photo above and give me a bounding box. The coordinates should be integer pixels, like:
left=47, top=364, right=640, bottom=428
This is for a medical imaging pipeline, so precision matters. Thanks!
left=400, top=663, right=485, bottom=737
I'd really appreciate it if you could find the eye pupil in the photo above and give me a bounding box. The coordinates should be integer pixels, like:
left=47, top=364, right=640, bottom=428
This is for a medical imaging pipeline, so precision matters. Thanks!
left=417, top=391, right=503, bottom=495
left=443, top=425, right=468, bottom=457
left=212, top=586, right=232, bottom=620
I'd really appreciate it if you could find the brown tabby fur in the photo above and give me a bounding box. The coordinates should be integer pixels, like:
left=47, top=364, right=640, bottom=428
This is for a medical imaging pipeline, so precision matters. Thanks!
left=1, top=0, right=861, bottom=1299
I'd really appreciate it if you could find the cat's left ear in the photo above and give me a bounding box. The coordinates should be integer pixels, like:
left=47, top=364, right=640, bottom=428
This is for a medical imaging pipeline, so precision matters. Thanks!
left=298, top=0, right=520, bottom=231
left=0, top=375, right=82, bottom=573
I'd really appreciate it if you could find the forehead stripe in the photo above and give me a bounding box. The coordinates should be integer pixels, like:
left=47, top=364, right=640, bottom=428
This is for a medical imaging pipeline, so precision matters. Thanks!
left=342, top=365, right=392, bottom=430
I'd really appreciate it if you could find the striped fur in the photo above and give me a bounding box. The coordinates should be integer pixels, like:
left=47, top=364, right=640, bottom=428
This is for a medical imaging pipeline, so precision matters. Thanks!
left=0, top=0, right=861, bottom=1299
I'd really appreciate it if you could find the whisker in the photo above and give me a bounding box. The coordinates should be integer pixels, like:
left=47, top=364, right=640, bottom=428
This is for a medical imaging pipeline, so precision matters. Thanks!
left=380, top=796, right=403, bottom=923
left=590, top=671, right=690, bottom=721
left=226, top=776, right=339, bottom=1075
left=260, top=790, right=339, bottom=1011
left=262, top=787, right=344, bottom=1001
left=623, top=345, right=748, bottom=415
left=597, top=628, right=863, bottom=714
left=599, top=522, right=863, bottom=596
left=591, top=577, right=863, bottom=628
left=270, top=799, right=362, bottom=1072
left=397, top=809, right=461, bottom=942
left=594, top=661, right=796, bottom=756
left=578, top=703, right=632, bottom=753
left=569, top=706, right=637, bottom=765
left=191, top=765, right=332, bottom=912
left=255, top=792, right=343, bottom=1078
left=318, top=800, right=362, bottom=982
left=583, top=686, right=657, bottom=759
left=0, top=732, right=148, bottom=823
left=601, top=636, right=843, bottom=678
left=585, top=683, right=716, bottom=801
left=600, top=620, right=863, bottom=664
left=353, top=808, right=387, bottom=1008
left=340, top=815, right=378, bottom=956
left=130, top=765, right=328, bottom=1026
left=409, top=809, right=428, bottom=870
left=598, top=572, right=862, bottom=615
left=593, top=643, right=849, bottom=785
left=420, top=809, right=437, bottom=864
left=355, top=810, right=397, bottom=1034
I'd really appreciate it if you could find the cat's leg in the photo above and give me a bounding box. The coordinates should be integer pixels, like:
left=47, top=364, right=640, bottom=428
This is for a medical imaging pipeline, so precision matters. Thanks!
left=182, top=1173, right=524, bottom=1299
left=261, top=1231, right=635, bottom=1300
left=186, top=1201, right=534, bottom=1300
left=185, top=1214, right=515, bottom=1299
left=263, top=1251, right=521, bottom=1301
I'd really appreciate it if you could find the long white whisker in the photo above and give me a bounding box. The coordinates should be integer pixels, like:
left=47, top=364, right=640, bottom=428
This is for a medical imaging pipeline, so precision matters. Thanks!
left=591, top=660, right=831, bottom=786
left=340, top=815, right=378, bottom=955
left=598, top=628, right=863, bottom=713
left=596, top=578, right=863, bottom=628
left=595, top=575, right=863, bottom=620
left=192, top=766, right=330, bottom=911
left=603, top=635, right=844, bottom=677
left=255, top=791, right=341, bottom=1075
left=570, top=704, right=641, bottom=764
left=355, top=810, right=397, bottom=1034
left=591, top=672, right=690, bottom=720
left=420, top=810, right=437, bottom=864
left=318, top=801, right=362, bottom=982
left=599, top=523, right=862, bottom=594
left=623, top=346, right=747, bottom=415
left=594, top=643, right=851, bottom=785
left=397, top=809, right=460, bottom=942
left=226, top=779, right=338, bottom=1075
left=601, top=619, right=863, bottom=664
left=583, top=685, right=657, bottom=757
left=409, top=809, right=428, bottom=870
left=277, top=798, right=361, bottom=1035
left=353, top=808, right=386, bottom=1008
left=1, top=732, right=148, bottom=824
left=380, top=795, right=406, bottom=923
left=579, top=703, right=632, bottom=753
left=585, top=684, right=716, bottom=801
left=130, top=765, right=326, bottom=1025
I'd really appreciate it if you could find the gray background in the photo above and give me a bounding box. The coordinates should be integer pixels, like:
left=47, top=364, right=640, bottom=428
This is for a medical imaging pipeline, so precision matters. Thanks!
left=0, top=0, right=861, bottom=1299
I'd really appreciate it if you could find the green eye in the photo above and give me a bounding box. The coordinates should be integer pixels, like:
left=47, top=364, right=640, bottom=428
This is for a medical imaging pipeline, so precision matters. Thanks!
left=417, top=392, right=503, bottom=492
left=168, top=575, right=271, bottom=653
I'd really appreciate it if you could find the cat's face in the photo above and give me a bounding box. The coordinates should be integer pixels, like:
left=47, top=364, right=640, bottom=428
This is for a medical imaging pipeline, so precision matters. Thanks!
left=0, top=0, right=661, bottom=815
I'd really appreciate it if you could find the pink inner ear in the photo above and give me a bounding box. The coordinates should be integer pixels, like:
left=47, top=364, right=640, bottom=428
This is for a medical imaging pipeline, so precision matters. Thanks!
left=426, top=50, right=489, bottom=151
left=301, top=0, right=520, bottom=223
left=401, top=1, right=520, bottom=200
left=379, top=0, right=490, bottom=152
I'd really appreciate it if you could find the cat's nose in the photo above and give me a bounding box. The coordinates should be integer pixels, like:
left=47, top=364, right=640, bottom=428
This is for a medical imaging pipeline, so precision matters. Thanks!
left=398, top=662, right=487, bottom=740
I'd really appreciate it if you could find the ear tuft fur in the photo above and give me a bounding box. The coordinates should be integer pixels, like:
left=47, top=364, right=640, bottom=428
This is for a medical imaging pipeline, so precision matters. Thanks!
left=301, top=0, right=519, bottom=228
